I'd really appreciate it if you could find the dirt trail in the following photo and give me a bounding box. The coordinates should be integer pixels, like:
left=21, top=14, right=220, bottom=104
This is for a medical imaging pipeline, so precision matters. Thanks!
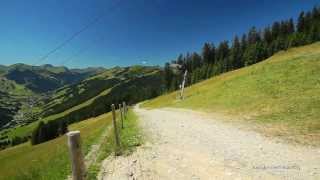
left=98, top=105, right=320, bottom=180
left=85, top=126, right=112, bottom=168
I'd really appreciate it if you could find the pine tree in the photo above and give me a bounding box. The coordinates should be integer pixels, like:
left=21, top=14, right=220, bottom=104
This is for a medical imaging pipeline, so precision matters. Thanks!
left=240, top=34, right=247, bottom=66
left=288, top=18, right=295, bottom=34
left=248, top=27, right=260, bottom=44
left=164, top=63, right=173, bottom=91
left=312, top=6, right=320, bottom=19
left=177, top=54, right=184, bottom=65
left=263, top=26, right=273, bottom=44
left=280, top=20, right=289, bottom=37
left=58, top=120, right=68, bottom=135
left=191, top=52, right=203, bottom=70
left=216, top=41, right=230, bottom=72
left=241, top=34, right=247, bottom=51
left=31, top=121, right=45, bottom=145
left=230, top=36, right=242, bottom=69
left=201, top=42, right=216, bottom=77
left=305, top=11, right=313, bottom=33
left=297, top=12, right=305, bottom=33
left=272, top=21, right=281, bottom=39
left=202, top=43, right=212, bottom=64
left=209, top=44, right=216, bottom=64
left=308, top=25, right=320, bottom=43
left=216, top=41, right=229, bottom=61
left=243, top=44, right=257, bottom=66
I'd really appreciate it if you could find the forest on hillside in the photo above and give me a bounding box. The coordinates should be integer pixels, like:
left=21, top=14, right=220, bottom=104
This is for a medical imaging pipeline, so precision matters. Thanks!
left=164, top=6, right=320, bottom=91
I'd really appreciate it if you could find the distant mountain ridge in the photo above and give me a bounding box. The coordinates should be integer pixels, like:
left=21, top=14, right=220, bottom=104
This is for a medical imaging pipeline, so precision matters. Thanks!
left=0, top=63, right=105, bottom=131
left=0, top=63, right=105, bottom=93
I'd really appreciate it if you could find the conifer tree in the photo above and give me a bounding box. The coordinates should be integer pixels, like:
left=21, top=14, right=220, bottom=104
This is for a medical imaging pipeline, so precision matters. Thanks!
left=297, top=12, right=305, bottom=33
left=230, top=36, right=242, bottom=69
left=202, top=43, right=212, bottom=64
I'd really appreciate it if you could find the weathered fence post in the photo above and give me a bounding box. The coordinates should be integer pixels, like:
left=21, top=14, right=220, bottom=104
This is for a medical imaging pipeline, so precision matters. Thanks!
left=119, top=104, right=124, bottom=129
left=67, top=131, right=86, bottom=180
left=111, top=104, right=121, bottom=154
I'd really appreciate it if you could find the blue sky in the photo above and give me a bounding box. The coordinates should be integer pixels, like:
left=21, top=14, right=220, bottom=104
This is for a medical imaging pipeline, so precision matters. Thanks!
left=0, top=0, right=318, bottom=68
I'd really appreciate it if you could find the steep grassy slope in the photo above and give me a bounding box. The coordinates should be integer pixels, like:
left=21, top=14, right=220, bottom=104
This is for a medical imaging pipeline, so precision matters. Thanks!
left=0, top=108, right=141, bottom=180
left=0, top=64, right=104, bottom=131
left=0, top=65, right=163, bottom=149
left=0, top=112, right=112, bottom=180
left=41, top=67, right=127, bottom=117
left=40, top=65, right=162, bottom=118
left=143, top=43, right=320, bottom=145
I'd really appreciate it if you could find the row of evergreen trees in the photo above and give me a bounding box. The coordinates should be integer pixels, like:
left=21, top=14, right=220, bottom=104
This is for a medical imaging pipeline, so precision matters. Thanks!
left=0, top=135, right=29, bottom=149
left=31, top=120, right=68, bottom=145
left=164, top=6, right=320, bottom=91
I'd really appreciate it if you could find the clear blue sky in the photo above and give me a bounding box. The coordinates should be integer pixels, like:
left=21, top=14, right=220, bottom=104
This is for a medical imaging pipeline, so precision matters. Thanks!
left=0, top=0, right=318, bottom=68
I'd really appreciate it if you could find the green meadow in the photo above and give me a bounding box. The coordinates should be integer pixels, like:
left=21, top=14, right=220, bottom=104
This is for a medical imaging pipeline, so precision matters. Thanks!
left=143, top=43, right=320, bottom=145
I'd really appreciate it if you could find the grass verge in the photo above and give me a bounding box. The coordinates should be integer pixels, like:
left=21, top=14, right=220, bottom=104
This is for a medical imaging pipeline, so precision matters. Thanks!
left=87, top=108, right=143, bottom=180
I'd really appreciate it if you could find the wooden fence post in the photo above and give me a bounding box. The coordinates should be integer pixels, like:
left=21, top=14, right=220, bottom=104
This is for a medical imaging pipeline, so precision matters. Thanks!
left=67, top=131, right=86, bottom=180
left=111, top=104, right=121, bottom=154
left=119, top=104, right=124, bottom=129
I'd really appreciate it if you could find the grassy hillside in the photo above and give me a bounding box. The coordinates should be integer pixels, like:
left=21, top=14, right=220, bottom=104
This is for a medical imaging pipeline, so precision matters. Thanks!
left=40, top=65, right=162, bottom=119
left=0, top=64, right=104, bottom=132
left=0, top=108, right=141, bottom=180
left=0, top=112, right=112, bottom=180
left=41, top=66, right=129, bottom=117
left=143, top=43, right=320, bottom=145
left=0, top=65, right=163, bottom=149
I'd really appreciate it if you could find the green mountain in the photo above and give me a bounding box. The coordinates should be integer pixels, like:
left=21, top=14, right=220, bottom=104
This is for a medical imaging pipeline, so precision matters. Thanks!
left=4, top=63, right=104, bottom=93
left=0, top=64, right=104, bottom=132
left=41, top=65, right=163, bottom=119
left=0, top=65, right=163, bottom=149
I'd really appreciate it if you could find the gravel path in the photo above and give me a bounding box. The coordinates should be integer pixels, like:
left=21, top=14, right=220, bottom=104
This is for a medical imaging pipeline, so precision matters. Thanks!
left=99, top=105, right=320, bottom=180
